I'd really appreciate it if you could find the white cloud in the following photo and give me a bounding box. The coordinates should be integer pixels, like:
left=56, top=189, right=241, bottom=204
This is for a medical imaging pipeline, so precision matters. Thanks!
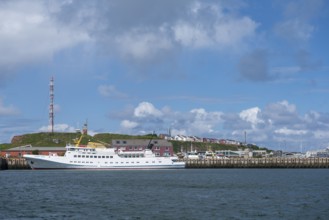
left=172, top=4, right=258, bottom=49
left=274, top=127, right=308, bottom=135
left=115, top=27, right=173, bottom=61
left=134, top=102, right=163, bottom=118
left=120, top=120, right=139, bottom=129
left=239, top=107, right=263, bottom=126
left=0, top=1, right=90, bottom=69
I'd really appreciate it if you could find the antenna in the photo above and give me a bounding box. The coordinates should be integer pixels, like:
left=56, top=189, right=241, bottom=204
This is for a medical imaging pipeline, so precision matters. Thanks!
left=49, top=76, right=54, bottom=133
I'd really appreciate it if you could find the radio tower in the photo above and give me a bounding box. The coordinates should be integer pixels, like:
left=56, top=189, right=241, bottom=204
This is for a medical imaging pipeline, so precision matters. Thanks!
left=49, top=76, right=54, bottom=133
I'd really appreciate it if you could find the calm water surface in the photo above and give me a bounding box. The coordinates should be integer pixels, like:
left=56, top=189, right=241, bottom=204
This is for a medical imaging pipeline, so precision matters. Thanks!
left=1, top=169, right=328, bottom=219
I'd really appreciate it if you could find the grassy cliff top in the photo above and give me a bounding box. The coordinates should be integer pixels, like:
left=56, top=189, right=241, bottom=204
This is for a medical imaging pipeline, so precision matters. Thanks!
left=0, top=132, right=268, bottom=153
left=0, top=132, right=157, bottom=150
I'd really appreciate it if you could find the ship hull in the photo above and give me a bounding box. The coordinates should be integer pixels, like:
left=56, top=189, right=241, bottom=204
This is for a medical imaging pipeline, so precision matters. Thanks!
left=24, top=155, right=185, bottom=170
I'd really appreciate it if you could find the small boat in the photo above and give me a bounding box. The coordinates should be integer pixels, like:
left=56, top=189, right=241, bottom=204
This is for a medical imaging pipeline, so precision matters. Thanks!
left=24, top=141, right=185, bottom=170
left=185, top=151, right=199, bottom=160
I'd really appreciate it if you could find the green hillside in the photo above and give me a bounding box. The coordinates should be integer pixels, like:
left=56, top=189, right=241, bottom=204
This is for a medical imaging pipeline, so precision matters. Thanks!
left=0, top=132, right=157, bottom=150
left=0, top=132, right=269, bottom=153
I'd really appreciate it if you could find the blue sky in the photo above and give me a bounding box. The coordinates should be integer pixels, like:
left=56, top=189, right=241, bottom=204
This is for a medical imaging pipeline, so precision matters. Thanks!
left=0, top=0, right=328, bottom=151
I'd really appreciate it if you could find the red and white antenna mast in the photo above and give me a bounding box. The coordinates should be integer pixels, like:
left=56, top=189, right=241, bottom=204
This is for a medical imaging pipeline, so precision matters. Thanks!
left=49, top=76, right=54, bottom=133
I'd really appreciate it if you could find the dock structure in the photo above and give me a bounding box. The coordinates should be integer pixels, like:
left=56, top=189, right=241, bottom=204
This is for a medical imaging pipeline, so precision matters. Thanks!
left=1, top=157, right=329, bottom=170
left=184, top=158, right=329, bottom=168
left=0, top=158, right=30, bottom=170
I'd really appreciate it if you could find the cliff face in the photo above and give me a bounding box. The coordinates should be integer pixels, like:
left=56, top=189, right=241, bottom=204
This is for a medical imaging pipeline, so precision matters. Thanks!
left=11, top=135, right=24, bottom=145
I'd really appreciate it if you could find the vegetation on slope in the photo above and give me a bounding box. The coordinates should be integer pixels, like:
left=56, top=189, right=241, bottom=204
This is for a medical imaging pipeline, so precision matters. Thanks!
left=0, top=132, right=269, bottom=153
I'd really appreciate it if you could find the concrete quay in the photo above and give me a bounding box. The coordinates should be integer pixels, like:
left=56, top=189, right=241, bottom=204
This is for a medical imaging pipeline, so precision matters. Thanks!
left=1, top=157, right=329, bottom=170
left=184, top=158, right=329, bottom=168
left=0, top=157, right=30, bottom=170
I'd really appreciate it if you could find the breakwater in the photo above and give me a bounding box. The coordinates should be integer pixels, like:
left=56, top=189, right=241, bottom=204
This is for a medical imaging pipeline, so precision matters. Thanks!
left=0, top=158, right=30, bottom=170
left=184, top=158, right=329, bottom=168
left=1, top=157, right=329, bottom=170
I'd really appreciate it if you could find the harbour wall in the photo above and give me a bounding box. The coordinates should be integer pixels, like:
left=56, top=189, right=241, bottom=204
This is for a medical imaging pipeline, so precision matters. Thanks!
left=184, top=158, right=329, bottom=168
left=0, top=158, right=30, bottom=170
left=1, top=157, right=329, bottom=170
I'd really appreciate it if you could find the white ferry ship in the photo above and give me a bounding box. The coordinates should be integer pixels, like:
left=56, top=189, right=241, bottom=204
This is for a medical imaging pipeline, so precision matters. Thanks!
left=24, top=144, right=185, bottom=170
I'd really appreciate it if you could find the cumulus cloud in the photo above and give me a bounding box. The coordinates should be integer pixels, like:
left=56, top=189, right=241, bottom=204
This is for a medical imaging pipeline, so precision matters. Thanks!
left=118, top=101, right=223, bottom=137
left=172, top=14, right=257, bottom=48
left=0, top=0, right=90, bottom=84
left=49, top=1, right=258, bottom=66
left=115, top=100, right=329, bottom=150
left=274, top=127, right=308, bottom=136
left=134, top=102, right=163, bottom=118
left=239, top=107, right=263, bottom=127
left=120, top=120, right=139, bottom=130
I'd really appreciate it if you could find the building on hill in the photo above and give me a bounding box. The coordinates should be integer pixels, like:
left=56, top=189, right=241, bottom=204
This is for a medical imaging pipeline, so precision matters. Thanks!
left=1, top=139, right=174, bottom=158
left=112, top=139, right=173, bottom=157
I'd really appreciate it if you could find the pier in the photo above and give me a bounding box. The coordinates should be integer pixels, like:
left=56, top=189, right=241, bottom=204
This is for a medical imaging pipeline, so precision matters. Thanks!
left=1, top=157, right=329, bottom=170
left=0, top=157, right=30, bottom=170
left=184, top=158, right=329, bottom=168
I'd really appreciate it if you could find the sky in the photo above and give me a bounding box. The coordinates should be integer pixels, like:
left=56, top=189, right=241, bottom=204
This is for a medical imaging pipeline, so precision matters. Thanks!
left=0, top=0, right=329, bottom=152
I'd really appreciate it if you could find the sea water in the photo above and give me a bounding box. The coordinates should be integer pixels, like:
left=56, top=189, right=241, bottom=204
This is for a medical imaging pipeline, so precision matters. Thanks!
left=0, top=169, right=328, bottom=219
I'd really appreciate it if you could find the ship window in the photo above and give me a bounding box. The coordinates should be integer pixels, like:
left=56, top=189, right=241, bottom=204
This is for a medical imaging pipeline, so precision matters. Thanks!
left=106, top=156, right=109, bottom=158
left=86, top=155, right=89, bottom=158
left=98, top=156, right=101, bottom=158
left=123, top=141, right=127, bottom=144
left=134, top=146, right=138, bottom=150
left=154, top=141, right=158, bottom=144
left=102, top=156, right=105, bottom=158
left=116, top=141, right=120, bottom=144
left=82, top=155, right=85, bottom=158
left=110, top=156, right=113, bottom=158
left=110, top=162, right=113, bottom=164
left=94, top=156, right=97, bottom=158
left=129, top=146, right=132, bottom=150
left=74, top=155, right=77, bottom=158
left=78, top=155, right=81, bottom=158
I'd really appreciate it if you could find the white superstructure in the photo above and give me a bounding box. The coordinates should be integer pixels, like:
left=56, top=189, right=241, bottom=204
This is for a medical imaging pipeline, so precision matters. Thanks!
left=24, top=144, right=185, bottom=169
